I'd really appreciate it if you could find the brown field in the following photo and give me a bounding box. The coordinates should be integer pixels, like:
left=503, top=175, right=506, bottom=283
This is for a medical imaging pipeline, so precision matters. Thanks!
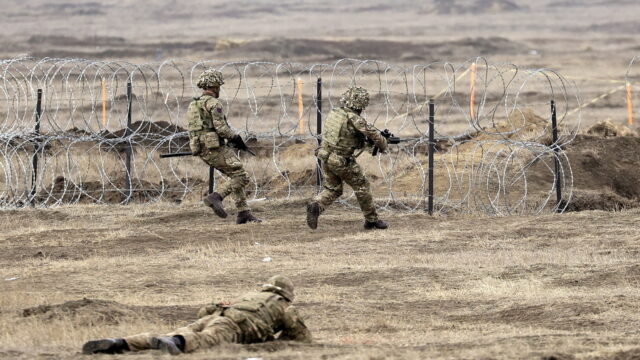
left=2, top=0, right=640, bottom=359
left=1, top=202, right=640, bottom=359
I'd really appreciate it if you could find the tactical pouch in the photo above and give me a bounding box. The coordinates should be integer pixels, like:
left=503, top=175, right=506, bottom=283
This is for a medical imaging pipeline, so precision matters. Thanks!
left=315, top=148, right=330, bottom=162
left=189, top=136, right=202, bottom=155
left=202, top=132, right=221, bottom=149
left=186, top=100, right=205, bottom=132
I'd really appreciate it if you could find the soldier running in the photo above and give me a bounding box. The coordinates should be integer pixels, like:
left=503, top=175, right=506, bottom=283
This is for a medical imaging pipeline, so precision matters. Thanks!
left=307, top=86, right=389, bottom=230
left=82, top=275, right=311, bottom=355
left=188, top=68, right=260, bottom=224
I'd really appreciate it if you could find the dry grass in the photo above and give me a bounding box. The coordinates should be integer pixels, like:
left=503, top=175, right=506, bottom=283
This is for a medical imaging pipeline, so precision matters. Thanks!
left=1, top=202, right=639, bottom=359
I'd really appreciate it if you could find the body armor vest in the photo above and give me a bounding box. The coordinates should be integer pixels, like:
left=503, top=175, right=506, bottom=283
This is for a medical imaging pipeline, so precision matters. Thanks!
left=187, top=95, right=222, bottom=153
left=321, top=107, right=365, bottom=156
left=187, top=95, right=215, bottom=135
left=223, top=291, right=287, bottom=343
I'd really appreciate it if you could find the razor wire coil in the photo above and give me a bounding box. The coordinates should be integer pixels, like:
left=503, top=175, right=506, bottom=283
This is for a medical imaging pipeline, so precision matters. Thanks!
left=0, top=57, right=582, bottom=215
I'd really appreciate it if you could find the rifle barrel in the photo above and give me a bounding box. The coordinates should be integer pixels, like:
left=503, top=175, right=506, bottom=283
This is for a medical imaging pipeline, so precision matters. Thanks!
left=160, top=152, right=193, bottom=158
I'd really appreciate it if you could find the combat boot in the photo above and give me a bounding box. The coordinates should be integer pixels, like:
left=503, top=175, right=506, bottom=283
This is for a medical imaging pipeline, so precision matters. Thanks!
left=306, top=201, right=320, bottom=229
left=150, top=336, right=183, bottom=355
left=82, top=338, right=129, bottom=354
left=236, top=210, right=262, bottom=224
left=203, top=192, right=227, bottom=218
left=364, top=219, right=388, bottom=230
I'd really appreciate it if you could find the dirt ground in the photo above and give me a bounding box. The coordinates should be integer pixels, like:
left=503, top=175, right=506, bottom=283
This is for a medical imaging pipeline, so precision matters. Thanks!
left=1, top=201, right=640, bottom=359
left=2, top=1, right=640, bottom=359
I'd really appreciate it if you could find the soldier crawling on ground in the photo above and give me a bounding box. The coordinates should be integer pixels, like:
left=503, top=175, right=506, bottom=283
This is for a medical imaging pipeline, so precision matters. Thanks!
left=82, top=275, right=311, bottom=355
left=188, top=68, right=261, bottom=224
left=307, top=86, right=389, bottom=230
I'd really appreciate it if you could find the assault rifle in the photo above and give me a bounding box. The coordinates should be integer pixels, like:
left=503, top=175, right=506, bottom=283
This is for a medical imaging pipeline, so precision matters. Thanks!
left=160, top=136, right=256, bottom=158
left=371, top=129, right=402, bottom=156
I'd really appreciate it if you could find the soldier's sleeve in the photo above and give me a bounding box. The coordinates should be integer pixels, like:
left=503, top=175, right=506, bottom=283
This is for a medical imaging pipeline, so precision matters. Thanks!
left=351, top=115, right=388, bottom=152
left=279, top=306, right=312, bottom=343
left=196, top=304, right=216, bottom=318
left=196, top=302, right=227, bottom=318
left=205, top=99, right=238, bottom=139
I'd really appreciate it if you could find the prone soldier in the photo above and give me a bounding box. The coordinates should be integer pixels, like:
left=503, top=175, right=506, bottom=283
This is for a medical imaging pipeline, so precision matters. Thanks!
left=82, top=275, right=311, bottom=355
left=307, top=86, right=389, bottom=230
left=188, top=68, right=260, bottom=224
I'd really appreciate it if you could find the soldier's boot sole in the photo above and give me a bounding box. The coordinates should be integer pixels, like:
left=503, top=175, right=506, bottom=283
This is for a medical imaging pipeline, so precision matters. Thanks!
left=236, top=210, right=262, bottom=224
left=306, top=202, right=320, bottom=229
left=150, top=337, right=182, bottom=356
left=82, top=338, right=127, bottom=354
left=364, top=220, right=389, bottom=230
left=203, top=192, right=228, bottom=218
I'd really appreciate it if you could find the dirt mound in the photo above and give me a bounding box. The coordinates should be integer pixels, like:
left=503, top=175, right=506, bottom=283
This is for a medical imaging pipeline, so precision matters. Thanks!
left=100, top=120, right=188, bottom=152
left=425, top=0, right=524, bottom=14
left=22, top=298, right=139, bottom=325
left=563, top=190, right=638, bottom=212
left=560, top=135, right=640, bottom=211
left=584, top=119, right=637, bottom=137
left=455, top=108, right=553, bottom=152
left=38, top=175, right=203, bottom=204
left=22, top=298, right=199, bottom=325
left=111, top=120, right=187, bottom=138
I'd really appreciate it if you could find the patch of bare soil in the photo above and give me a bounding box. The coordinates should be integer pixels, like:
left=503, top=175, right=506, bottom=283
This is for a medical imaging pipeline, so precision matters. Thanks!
left=37, top=175, right=202, bottom=204
left=563, top=135, right=640, bottom=210
left=424, top=0, right=525, bottom=14
left=100, top=120, right=188, bottom=152
left=21, top=298, right=199, bottom=325
left=554, top=264, right=640, bottom=288
left=602, top=348, right=640, bottom=360
left=224, top=37, right=529, bottom=62
left=584, top=119, right=637, bottom=137
left=450, top=302, right=605, bottom=331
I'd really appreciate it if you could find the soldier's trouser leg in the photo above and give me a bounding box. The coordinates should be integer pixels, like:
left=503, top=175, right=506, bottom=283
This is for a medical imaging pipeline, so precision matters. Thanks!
left=202, top=147, right=250, bottom=212
left=168, top=315, right=242, bottom=353
left=341, top=161, right=378, bottom=222
left=123, top=333, right=156, bottom=351
left=314, top=160, right=343, bottom=212
left=123, top=315, right=241, bottom=353
left=314, top=154, right=377, bottom=222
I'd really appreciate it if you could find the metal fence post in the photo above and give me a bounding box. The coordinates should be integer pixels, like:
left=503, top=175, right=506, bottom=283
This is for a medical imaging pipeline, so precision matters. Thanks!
left=428, top=99, right=435, bottom=216
left=316, top=77, right=323, bottom=193
left=125, top=81, right=133, bottom=203
left=30, top=89, right=42, bottom=207
left=551, top=100, right=562, bottom=212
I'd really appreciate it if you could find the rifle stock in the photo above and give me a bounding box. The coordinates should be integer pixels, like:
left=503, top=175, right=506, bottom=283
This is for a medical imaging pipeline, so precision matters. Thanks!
left=160, top=142, right=256, bottom=159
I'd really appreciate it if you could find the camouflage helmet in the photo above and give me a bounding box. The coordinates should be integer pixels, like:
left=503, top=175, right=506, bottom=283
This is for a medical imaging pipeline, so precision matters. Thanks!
left=340, top=86, right=370, bottom=111
left=262, top=275, right=295, bottom=302
left=197, top=68, right=225, bottom=89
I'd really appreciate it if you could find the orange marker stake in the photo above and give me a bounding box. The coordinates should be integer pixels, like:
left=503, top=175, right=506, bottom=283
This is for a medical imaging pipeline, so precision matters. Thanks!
left=101, top=78, right=107, bottom=128
left=627, top=82, right=634, bottom=126
left=469, top=63, right=477, bottom=120
left=296, top=78, right=304, bottom=135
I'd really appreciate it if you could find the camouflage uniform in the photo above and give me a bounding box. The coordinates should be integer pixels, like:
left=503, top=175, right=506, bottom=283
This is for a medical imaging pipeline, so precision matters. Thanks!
left=82, top=276, right=311, bottom=355
left=309, top=87, right=387, bottom=226
left=188, top=69, right=258, bottom=223
left=188, top=93, right=250, bottom=212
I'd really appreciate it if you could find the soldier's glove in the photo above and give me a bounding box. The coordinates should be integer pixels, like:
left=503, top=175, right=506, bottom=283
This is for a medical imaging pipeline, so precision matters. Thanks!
left=231, top=135, right=243, bottom=146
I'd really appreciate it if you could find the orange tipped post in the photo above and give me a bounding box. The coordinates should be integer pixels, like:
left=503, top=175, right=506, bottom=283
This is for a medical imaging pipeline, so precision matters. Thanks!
left=627, top=82, right=634, bottom=126
left=469, top=63, right=477, bottom=119
left=101, top=78, right=107, bottom=127
left=296, top=78, right=304, bottom=135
